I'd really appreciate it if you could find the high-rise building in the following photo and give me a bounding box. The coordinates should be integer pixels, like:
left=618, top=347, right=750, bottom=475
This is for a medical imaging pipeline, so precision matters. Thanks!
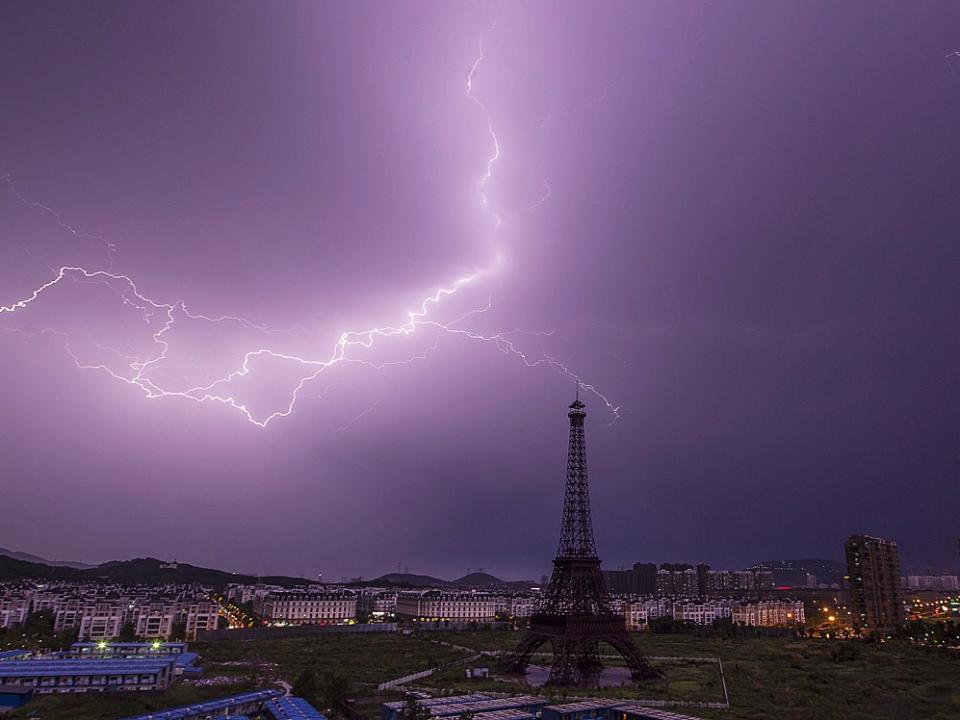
left=845, top=534, right=904, bottom=632
left=656, top=567, right=698, bottom=597
left=603, top=562, right=657, bottom=596
left=696, top=564, right=711, bottom=597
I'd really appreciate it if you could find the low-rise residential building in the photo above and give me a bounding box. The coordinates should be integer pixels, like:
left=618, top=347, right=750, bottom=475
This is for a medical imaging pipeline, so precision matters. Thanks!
left=0, top=658, right=176, bottom=694
left=78, top=602, right=127, bottom=641
left=256, top=589, right=356, bottom=625
left=357, top=589, right=398, bottom=619
left=0, top=581, right=220, bottom=641
left=623, top=598, right=801, bottom=629
left=0, top=597, right=30, bottom=628
left=903, top=575, right=960, bottom=591
left=730, top=600, right=804, bottom=627
left=395, top=590, right=496, bottom=622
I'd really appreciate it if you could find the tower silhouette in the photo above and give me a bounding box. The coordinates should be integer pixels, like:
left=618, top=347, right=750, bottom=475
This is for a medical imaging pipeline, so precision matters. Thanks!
left=506, top=394, right=660, bottom=686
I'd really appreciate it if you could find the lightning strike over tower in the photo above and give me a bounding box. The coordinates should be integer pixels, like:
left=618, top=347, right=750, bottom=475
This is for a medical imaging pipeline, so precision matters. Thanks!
left=0, top=21, right=620, bottom=429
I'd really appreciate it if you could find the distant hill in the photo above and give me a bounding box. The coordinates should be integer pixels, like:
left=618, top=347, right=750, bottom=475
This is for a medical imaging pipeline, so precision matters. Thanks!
left=451, top=573, right=537, bottom=590
left=0, top=547, right=97, bottom=570
left=359, top=571, right=534, bottom=590
left=0, top=554, right=84, bottom=581
left=370, top=573, right=450, bottom=587
left=0, top=554, right=310, bottom=588
left=451, top=572, right=509, bottom=588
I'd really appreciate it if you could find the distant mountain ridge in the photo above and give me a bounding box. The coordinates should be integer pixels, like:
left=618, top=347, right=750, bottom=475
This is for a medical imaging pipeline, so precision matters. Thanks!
left=364, top=571, right=534, bottom=590
left=368, top=573, right=450, bottom=587
left=0, top=554, right=311, bottom=588
left=0, top=548, right=534, bottom=590
left=0, top=547, right=97, bottom=570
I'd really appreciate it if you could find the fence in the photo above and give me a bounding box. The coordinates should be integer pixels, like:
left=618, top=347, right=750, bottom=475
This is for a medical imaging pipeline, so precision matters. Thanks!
left=196, top=622, right=398, bottom=642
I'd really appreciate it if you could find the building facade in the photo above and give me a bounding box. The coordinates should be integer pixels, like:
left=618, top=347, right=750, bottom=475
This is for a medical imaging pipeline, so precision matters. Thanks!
left=256, top=590, right=356, bottom=625
left=845, top=534, right=904, bottom=632
left=730, top=600, right=804, bottom=627
left=395, top=590, right=496, bottom=622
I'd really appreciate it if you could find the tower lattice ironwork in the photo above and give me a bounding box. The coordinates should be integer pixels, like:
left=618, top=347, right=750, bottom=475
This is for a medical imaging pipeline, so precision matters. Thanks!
left=505, top=394, right=660, bottom=686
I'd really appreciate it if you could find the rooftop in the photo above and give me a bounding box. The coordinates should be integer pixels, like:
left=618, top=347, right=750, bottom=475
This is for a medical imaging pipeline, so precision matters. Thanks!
left=384, top=694, right=491, bottom=711
left=545, top=700, right=630, bottom=713
left=0, top=650, right=30, bottom=661
left=0, top=658, right=175, bottom=678
left=264, top=696, right=328, bottom=719
left=123, top=689, right=283, bottom=720
left=615, top=704, right=713, bottom=720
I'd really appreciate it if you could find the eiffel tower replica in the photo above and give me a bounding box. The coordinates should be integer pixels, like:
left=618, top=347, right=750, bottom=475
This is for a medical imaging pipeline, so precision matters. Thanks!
left=505, top=393, right=661, bottom=686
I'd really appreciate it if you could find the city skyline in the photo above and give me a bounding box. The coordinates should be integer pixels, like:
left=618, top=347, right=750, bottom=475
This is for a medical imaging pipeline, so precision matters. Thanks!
left=2, top=1, right=959, bottom=579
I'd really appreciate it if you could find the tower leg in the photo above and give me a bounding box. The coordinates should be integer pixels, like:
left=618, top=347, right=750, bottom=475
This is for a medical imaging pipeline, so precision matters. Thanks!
left=503, top=632, right=547, bottom=675
left=604, top=634, right=662, bottom=681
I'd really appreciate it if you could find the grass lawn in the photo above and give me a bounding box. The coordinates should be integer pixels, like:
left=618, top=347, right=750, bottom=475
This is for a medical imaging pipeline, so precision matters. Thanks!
left=427, top=656, right=724, bottom=704
left=400, top=630, right=960, bottom=720
left=8, top=630, right=960, bottom=720
left=7, top=682, right=257, bottom=720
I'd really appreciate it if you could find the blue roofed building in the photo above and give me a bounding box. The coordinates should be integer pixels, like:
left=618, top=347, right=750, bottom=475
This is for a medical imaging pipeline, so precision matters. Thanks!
left=0, top=650, right=32, bottom=662
left=383, top=694, right=491, bottom=720
left=613, top=704, right=707, bottom=720
left=542, top=699, right=631, bottom=720
left=0, top=657, right=176, bottom=693
left=264, top=695, right=328, bottom=719
left=69, top=641, right=189, bottom=658
left=174, top=651, right=202, bottom=676
left=122, top=688, right=283, bottom=719
left=543, top=700, right=705, bottom=720
left=383, top=695, right=546, bottom=720
left=0, top=684, right=34, bottom=711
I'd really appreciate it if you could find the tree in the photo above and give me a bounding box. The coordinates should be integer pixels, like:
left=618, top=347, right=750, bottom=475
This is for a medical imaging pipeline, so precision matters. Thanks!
left=293, top=669, right=321, bottom=708
left=319, top=670, right=350, bottom=716
left=399, top=694, right=431, bottom=720
left=117, top=622, right=138, bottom=642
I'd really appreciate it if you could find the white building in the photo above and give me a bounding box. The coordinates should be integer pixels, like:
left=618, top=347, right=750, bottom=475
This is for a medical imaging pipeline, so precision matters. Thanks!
left=180, top=600, right=219, bottom=639
left=904, top=575, right=960, bottom=591
left=78, top=603, right=127, bottom=641
left=257, top=590, right=356, bottom=625
left=395, top=590, right=496, bottom=622
left=624, top=599, right=734, bottom=629
left=673, top=601, right=732, bottom=625
left=623, top=599, right=674, bottom=629
left=357, top=589, right=397, bottom=619
left=132, top=602, right=178, bottom=640
left=731, top=600, right=804, bottom=627
left=225, top=583, right=283, bottom=605
left=0, top=596, right=30, bottom=628
left=510, top=595, right=537, bottom=618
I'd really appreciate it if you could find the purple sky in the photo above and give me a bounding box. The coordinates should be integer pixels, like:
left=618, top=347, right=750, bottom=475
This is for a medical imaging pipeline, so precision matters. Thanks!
left=1, top=1, right=958, bottom=580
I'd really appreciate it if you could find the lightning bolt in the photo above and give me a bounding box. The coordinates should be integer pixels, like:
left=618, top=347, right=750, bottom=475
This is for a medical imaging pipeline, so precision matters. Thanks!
left=0, top=22, right=621, bottom=429
left=466, top=26, right=502, bottom=230
left=526, top=179, right=552, bottom=211
left=2, top=174, right=117, bottom=270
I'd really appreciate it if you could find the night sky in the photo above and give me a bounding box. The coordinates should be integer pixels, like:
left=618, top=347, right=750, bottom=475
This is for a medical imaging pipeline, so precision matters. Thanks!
left=1, top=1, right=958, bottom=580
